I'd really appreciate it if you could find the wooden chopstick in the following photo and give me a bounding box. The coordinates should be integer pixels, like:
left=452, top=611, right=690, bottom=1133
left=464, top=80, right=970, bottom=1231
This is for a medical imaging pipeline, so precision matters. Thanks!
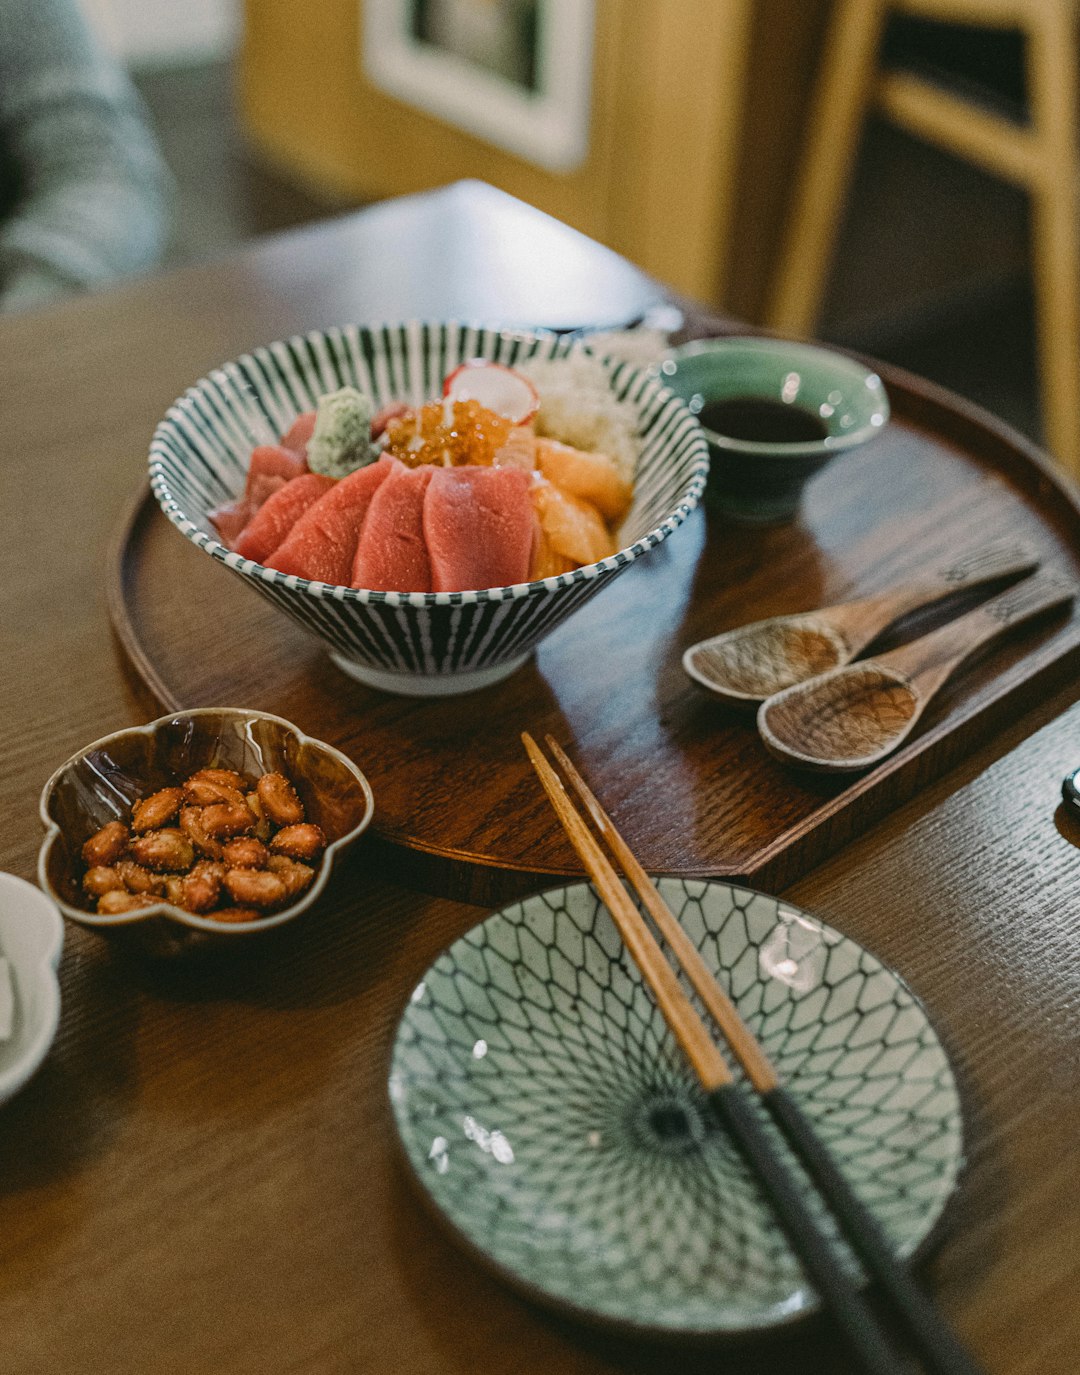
left=523, top=732, right=985, bottom=1375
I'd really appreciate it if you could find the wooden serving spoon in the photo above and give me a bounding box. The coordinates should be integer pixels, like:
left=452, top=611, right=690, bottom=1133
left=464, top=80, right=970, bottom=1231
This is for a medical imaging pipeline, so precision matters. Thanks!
left=683, top=540, right=1040, bottom=705
left=757, top=571, right=1075, bottom=772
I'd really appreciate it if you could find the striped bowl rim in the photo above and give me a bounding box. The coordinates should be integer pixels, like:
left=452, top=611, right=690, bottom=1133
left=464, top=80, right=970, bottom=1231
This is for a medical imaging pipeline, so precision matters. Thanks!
left=148, top=322, right=710, bottom=609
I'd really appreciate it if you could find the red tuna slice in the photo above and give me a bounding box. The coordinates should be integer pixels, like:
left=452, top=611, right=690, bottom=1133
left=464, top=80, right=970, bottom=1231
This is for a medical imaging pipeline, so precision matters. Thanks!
left=351, top=461, right=435, bottom=593
left=209, top=498, right=254, bottom=549
left=268, top=459, right=393, bottom=584
left=245, top=444, right=306, bottom=503
left=423, top=465, right=536, bottom=592
left=247, top=471, right=288, bottom=510
left=233, top=473, right=336, bottom=564
left=279, top=412, right=316, bottom=457
left=371, top=400, right=409, bottom=439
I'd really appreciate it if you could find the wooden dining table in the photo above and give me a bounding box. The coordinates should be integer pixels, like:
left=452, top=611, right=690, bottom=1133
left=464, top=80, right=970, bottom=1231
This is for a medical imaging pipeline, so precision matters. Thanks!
left=1, top=179, right=1077, bottom=1375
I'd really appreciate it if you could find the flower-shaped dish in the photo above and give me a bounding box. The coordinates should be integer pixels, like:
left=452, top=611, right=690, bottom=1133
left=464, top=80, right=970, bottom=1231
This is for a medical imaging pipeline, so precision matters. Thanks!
left=38, top=708, right=373, bottom=952
left=149, top=322, right=708, bottom=696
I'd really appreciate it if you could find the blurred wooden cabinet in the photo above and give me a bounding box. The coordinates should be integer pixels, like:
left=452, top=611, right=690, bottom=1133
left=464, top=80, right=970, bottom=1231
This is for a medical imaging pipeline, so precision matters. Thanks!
left=239, top=0, right=826, bottom=310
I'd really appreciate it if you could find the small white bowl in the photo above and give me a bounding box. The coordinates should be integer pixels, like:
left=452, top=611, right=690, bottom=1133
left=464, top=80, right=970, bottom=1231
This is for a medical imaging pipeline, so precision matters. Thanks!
left=0, top=873, right=63, bottom=1105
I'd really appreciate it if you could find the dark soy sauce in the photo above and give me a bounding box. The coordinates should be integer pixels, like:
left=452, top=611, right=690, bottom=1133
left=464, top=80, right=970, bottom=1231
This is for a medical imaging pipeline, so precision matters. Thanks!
left=699, top=396, right=829, bottom=444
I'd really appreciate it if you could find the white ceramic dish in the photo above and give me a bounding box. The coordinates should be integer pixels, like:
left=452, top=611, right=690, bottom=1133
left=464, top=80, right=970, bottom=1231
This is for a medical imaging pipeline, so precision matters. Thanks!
left=0, top=873, right=63, bottom=1105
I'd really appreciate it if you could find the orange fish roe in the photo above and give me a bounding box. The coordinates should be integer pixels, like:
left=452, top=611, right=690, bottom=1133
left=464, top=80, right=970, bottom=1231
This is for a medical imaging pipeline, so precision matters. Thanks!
left=383, top=399, right=513, bottom=468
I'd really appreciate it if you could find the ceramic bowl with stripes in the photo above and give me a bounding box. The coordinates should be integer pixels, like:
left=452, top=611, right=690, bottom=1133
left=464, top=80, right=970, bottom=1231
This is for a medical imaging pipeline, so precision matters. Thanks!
left=149, top=323, right=708, bottom=696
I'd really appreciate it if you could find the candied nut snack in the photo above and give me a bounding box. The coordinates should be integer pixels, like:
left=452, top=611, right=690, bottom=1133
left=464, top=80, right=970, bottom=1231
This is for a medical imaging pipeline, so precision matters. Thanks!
left=256, top=772, right=305, bottom=827
left=131, top=787, right=184, bottom=833
left=82, top=821, right=129, bottom=868
left=74, top=765, right=322, bottom=924
left=269, top=823, right=326, bottom=862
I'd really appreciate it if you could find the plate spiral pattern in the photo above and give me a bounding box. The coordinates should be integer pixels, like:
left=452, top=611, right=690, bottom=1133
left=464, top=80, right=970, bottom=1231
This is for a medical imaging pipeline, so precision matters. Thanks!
left=149, top=322, right=708, bottom=687
left=389, top=879, right=963, bottom=1337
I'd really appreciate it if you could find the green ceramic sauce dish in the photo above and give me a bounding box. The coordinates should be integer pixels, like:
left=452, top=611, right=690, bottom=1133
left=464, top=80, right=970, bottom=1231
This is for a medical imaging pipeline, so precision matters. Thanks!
left=657, top=336, right=890, bottom=523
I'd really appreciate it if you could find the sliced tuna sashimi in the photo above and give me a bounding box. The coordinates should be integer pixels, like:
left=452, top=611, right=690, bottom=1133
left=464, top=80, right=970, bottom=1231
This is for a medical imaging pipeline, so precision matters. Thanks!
left=268, top=458, right=393, bottom=585
left=279, top=412, right=317, bottom=458
left=247, top=472, right=288, bottom=509
left=371, top=400, right=409, bottom=439
left=209, top=498, right=254, bottom=549
left=351, top=461, right=435, bottom=593
left=246, top=444, right=306, bottom=501
left=424, top=465, right=536, bottom=592
left=233, top=473, right=336, bottom=564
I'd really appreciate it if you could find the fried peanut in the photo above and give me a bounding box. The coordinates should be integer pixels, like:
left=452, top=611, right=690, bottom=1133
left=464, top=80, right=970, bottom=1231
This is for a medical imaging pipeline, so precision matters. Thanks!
left=163, top=876, right=185, bottom=907
left=266, top=854, right=315, bottom=897
left=268, top=823, right=326, bottom=862
left=188, top=768, right=246, bottom=792
left=182, top=777, right=247, bottom=808
left=179, top=805, right=224, bottom=859
left=256, top=772, right=305, bottom=827
left=131, top=787, right=184, bottom=833
left=81, top=820, right=129, bottom=868
left=174, top=861, right=225, bottom=914
left=223, top=867, right=288, bottom=909
left=115, top=859, right=166, bottom=895
left=130, top=828, right=196, bottom=873
left=82, top=865, right=126, bottom=898
left=97, top=890, right=153, bottom=915
left=222, top=837, right=269, bottom=869
left=210, top=906, right=261, bottom=924
left=245, top=791, right=273, bottom=843
left=201, top=799, right=256, bottom=839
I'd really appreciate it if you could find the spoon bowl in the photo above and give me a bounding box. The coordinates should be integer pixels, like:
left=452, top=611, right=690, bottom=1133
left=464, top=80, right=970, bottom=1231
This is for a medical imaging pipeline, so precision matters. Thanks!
left=685, top=539, right=1039, bottom=706
left=758, top=572, right=1075, bottom=772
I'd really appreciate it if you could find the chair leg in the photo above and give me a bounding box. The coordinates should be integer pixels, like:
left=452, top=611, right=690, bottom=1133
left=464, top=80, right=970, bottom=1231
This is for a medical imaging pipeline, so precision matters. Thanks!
left=766, top=0, right=888, bottom=337
left=1026, top=0, right=1080, bottom=477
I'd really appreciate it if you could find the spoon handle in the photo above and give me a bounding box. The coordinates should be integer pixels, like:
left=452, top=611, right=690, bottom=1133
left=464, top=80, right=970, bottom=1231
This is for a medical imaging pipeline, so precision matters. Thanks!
left=878, top=572, right=1075, bottom=699
left=830, top=539, right=1040, bottom=646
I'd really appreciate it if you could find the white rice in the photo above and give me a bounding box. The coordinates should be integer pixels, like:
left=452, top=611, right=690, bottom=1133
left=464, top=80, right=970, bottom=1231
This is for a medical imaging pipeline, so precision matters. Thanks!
left=519, top=354, right=642, bottom=483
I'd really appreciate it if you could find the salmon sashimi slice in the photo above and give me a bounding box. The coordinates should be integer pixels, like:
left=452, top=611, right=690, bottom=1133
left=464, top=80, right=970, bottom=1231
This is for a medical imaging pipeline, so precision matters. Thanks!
left=424, top=465, right=536, bottom=592
left=532, top=481, right=617, bottom=569
left=529, top=525, right=577, bottom=580
left=233, top=473, right=336, bottom=564
left=492, top=426, right=538, bottom=471
left=268, top=458, right=393, bottom=585
left=352, top=460, right=435, bottom=592
left=535, top=438, right=633, bottom=524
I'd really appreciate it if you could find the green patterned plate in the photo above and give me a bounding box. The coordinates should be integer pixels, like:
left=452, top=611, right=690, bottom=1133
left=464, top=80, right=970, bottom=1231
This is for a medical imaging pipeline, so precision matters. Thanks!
left=388, top=880, right=963, bottom=1338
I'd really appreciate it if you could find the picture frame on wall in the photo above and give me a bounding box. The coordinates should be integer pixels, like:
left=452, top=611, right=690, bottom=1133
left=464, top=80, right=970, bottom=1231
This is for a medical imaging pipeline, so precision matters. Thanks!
left=362, top=0, right=595, bottom=172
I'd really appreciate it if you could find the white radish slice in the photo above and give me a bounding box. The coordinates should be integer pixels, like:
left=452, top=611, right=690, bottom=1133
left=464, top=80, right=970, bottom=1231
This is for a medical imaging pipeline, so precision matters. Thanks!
left=443, top=361, right=540, bottom=425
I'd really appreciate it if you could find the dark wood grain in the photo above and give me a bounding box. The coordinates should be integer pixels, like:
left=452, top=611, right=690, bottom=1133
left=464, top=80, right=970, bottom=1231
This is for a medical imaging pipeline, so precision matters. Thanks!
left=0, top=183, right=1078, bottom=1375
left=111, top=364, right=1080, bottom=903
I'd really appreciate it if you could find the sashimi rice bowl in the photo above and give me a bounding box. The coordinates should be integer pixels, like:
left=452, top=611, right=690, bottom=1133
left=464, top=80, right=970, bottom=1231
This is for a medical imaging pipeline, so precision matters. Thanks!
left=150, top=323, right=708, bottom=695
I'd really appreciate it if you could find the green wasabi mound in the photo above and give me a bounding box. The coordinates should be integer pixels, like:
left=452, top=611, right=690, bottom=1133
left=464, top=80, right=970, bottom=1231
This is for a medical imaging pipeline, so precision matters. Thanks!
left=306, top=386, right=377, bottom=477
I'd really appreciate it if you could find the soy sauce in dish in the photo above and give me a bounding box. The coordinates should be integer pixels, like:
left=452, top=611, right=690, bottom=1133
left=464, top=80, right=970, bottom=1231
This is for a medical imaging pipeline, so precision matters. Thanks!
left=698, top=396, right=829, bottom=445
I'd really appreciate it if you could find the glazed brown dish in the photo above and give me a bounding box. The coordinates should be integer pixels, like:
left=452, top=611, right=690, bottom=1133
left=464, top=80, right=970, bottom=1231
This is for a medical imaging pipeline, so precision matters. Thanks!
left=37, top=708, right=374, bottom=948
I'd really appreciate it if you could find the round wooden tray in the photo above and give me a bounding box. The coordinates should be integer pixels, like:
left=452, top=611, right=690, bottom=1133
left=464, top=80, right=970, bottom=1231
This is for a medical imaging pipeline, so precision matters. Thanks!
left=110, top=363, right=1080, bottom=905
